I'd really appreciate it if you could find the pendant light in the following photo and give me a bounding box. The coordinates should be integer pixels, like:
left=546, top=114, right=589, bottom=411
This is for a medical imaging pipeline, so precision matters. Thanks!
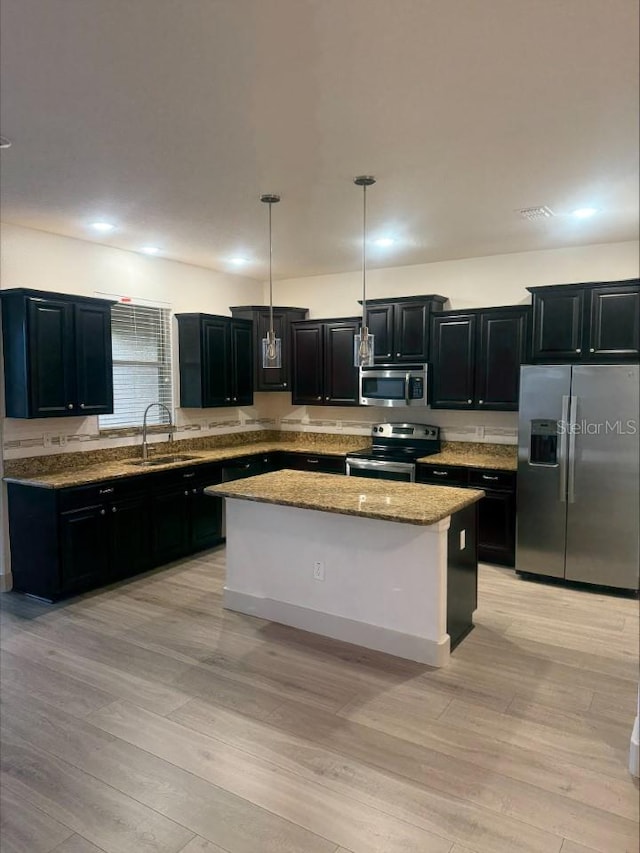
left=260, top=192, right=282, bottom=369
left=353, top=175, right=376, bottom=366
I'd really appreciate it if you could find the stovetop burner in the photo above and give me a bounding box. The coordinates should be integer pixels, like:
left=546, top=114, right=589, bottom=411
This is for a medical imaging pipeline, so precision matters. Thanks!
left=347, top=422, right=441, bottom=463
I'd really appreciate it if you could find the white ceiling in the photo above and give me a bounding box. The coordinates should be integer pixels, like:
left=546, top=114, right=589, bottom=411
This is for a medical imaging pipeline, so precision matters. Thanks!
left=1, top=0, right=638, bottom=281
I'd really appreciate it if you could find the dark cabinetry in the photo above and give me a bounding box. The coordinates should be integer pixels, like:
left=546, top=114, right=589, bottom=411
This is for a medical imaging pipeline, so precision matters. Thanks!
left=529, top=279, right=639, bottom=362
left=430, top=306, right=530, bottom=410
left=417, top=465, right=516, bottom=566
left=278, top=452, right=345, bottom=475
left=291, top=318, right=360, bottom=405
left=150, top=464, right=224, bottom=565
left=230, top=306, right=308, bottom=391
left=1, top=289, right=114, bottom=418
left=363, top=295, right=447, bottom=363
left=176, top=314, right=253, bottom=408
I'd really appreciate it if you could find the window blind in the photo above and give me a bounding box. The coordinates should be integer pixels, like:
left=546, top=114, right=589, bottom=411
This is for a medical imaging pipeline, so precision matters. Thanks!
left=99, top=303, right=173, bottom=430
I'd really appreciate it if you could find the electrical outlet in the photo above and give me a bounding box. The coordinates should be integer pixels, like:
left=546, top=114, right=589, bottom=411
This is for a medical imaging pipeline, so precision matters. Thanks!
left=460, top=529, right=466, bottom=550
left=43, top=433, right=54, bottom=448
left=313, top=560, right=325, bottom=581
left=59, top=433, right=67, bottom=447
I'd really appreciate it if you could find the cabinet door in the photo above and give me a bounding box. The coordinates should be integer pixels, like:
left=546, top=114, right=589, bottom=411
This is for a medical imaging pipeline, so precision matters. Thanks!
left=393, top=302, right=430, bottom=362
left=59, top=505, right=110, bottom=593
left=150, top=488, right=190, bottom=565
left=531, top=289, right=585, bottom=361
left=291, top=323, right=324, bottom=404
left=202, top=318, right=230, bottom=406
left=477, top=491, right=515, bottom=566
left=588, top=283, right=640, bottom=360
left=255, top=311, right=288, bottom=391
left=27, top=298, right=75, bottom=417
left=230, top=321, right=254, bottom=405
left=365, top=304, right=394, bottom=362
left=190, top=486, right=223, bottom=551
left=108, top=496, right=148, bottom=580
left=476, top=309, right=529, bottom=410
left=324, top=321, right=359, bottom=405
left=430, top=314, right=476, bottom=409
left=74, top=302, right=114, bottom=415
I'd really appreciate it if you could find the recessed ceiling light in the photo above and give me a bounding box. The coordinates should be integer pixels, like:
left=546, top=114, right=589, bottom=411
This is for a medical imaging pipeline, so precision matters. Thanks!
left=572, top=207, right=598, bottom=219
left=517, top=206, right=554, bottom=220
left=90, top=221, right=115, bottom=233
left=140, top=246, right=161, bottom=255
left=372, top=237, right=395, bottom=247
left=229, top=257, right=249, bottom=265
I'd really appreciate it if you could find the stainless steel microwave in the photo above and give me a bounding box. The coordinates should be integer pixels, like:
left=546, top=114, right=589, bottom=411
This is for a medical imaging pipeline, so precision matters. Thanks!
left=359, top=364, right=429, bottom=407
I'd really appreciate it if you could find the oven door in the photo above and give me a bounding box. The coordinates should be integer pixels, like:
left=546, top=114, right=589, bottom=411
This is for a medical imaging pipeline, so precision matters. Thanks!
left=346, top=458, right=416, bottom=482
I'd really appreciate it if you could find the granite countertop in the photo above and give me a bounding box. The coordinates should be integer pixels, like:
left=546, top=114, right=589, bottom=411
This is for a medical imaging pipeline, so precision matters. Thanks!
left=418, top=442, right=517, bottom=471
left=3, top=438, right=369, bottom=489
left=206, top=469, right=484, bottom=526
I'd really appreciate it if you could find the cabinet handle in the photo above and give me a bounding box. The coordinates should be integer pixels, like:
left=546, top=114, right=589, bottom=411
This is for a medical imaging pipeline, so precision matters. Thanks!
left=283, top=382, right=288, bottom=388
left=482, top=474, right=500, bottom=481
left=396, top=352, right=401, bottom=357
left=575, top=349, right=581, bottom=353
left=183, top=472, right=195, bottom=479
left=192, top=488, right=198, bottom=494
left=306, top=458, right=319, bottom=464
left=111, top=506, right=117, bottom=513
left=79, top=403, right=85, bottom=409
left=467, top=399, right=472, bottom=404
left=98, top=487, right=114, bottom=495
left=67, top=403, right=74, bottom=410
left=242, top=463, right=251, bottom=469
left=386, top=353, right=391, bottom=357
left=478, top=399, right=484, bottom=404
left=184, top=490, right=189, bottom=496
left=316, top=396, right=321, bottom=400
left=432, top=470, right=449, bottom=477
left=100, top=509, right=106, bottom=516
left=590, top=348, right=595, bottom=353
left=225, top=398, right=231, bottom=402
left=233, top=397, right=237, bottom=402
left=325, top=396, right=329, bottom=401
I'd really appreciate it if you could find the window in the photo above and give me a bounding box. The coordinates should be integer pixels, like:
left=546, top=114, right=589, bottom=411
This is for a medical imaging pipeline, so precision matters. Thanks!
left=99, top=303, right=173, bottom=430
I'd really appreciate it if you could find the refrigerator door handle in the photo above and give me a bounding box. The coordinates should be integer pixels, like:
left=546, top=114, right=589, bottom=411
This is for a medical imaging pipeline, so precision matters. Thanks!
left=558, top=395, right=570, bottom=502
left=567, top=395, right=578, bottom=503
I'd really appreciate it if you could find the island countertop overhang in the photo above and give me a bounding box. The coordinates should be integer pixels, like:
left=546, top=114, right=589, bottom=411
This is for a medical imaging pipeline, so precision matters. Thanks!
left=206, top=469, right=484, bottom=526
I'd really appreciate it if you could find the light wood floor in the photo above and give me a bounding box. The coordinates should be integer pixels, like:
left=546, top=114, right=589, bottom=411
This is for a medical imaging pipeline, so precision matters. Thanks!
left=1, top=548, right=638, bottom=853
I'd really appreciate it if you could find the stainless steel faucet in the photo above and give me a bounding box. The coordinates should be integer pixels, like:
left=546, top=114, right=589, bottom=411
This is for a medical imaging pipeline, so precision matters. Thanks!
left=142, top=403, right=174, bottom=461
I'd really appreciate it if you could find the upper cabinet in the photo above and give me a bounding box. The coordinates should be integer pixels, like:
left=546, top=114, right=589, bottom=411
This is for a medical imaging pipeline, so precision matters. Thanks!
left=176, top=313, right=253, bottom=408
left=430, top=306, right=530, bottom=410
left=1, top=289, right=114, bottom=418
left=362, top=295, right=448, bottom=363
left=529, top=279, right=640, bottom=362
left=291, top=317, right=360, bottom=406
left=230, top=305, right=308, bottom=392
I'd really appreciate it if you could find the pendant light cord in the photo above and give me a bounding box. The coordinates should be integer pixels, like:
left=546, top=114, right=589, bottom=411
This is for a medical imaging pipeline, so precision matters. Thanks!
left=268, top=200, right=274, bottom=339
left=361, top=183, right=367, bottom=323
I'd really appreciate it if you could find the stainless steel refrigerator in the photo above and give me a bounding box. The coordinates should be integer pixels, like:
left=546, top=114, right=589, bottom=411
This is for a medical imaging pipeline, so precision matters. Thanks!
left=517, top=364, right=639, bottom=590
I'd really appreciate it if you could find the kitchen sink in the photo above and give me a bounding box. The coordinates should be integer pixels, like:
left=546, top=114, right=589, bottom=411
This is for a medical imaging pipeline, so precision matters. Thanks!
left=127, top=454, right=199, bottom=467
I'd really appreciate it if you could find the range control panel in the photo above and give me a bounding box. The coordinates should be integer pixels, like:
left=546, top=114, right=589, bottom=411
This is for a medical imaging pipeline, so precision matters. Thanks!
left=372, top=423, right=439, bottom=440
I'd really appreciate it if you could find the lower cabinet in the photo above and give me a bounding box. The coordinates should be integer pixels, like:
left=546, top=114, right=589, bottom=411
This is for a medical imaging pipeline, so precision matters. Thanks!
left=417, top=465, right=516, bottom=566
left=277, top=452, right=346, bottom=475
left=59, top=504, right=111, bottom=593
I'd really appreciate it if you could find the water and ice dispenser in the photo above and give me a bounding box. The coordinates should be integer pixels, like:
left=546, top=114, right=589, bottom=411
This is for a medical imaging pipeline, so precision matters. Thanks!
left=529, top=419, right=559, bottom=465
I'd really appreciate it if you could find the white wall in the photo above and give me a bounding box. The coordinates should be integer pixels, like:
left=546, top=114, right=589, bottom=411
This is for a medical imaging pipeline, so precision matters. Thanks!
left=271, top=240, right=640, bottom=317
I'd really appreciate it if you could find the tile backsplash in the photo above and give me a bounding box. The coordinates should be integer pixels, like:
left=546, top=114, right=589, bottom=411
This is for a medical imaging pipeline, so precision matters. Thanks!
left=2, top=391, right=517, bottom=459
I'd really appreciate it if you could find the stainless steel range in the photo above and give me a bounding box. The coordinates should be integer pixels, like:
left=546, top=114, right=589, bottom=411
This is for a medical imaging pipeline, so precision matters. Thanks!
left=346, top=422, right=441, bottom=482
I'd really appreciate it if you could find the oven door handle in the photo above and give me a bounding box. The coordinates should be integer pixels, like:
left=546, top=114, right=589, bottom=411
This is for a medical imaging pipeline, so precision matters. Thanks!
left=346, top=458, right=416, bottom=478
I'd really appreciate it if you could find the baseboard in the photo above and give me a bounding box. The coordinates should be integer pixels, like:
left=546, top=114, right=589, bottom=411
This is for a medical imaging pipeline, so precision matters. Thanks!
left=224, top=588, right=450, bottom=667
left=630, top=715, right=639, bottom=778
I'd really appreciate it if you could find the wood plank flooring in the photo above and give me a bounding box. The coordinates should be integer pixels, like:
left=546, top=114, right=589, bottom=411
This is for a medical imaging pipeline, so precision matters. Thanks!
left=1, top=547, right=638, bottom=853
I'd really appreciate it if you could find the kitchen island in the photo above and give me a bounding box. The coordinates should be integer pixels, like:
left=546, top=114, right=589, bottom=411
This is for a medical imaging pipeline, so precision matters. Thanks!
left=206, top=470, right=483, bottom=666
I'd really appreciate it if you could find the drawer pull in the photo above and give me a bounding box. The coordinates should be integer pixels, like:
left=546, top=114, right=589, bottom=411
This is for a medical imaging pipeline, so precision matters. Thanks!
left=99, top=487, right=115, bottom=495
left=432, top=470, right=449, bottom=477
left=184, top=490, right=190, bottom=496
left=306, top=458, right=319, bottom=464
left=183, top=472, right=195, bottom=479
left=111, top=506, right=117, bottom=513
left=192, top=488, right=198, bottom=494
left=100, top=509, right=106, bottom=516
left=482, top=474, right=500, bottom=481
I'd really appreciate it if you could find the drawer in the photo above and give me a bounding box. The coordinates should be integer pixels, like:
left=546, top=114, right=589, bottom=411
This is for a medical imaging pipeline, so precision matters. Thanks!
left=58, top=476, right=148, bottom=512
left=279, top=452, right=346, bottom=474
left=221, top=455, right=268, bottom=482
left=148, top=462, right=222, bottom=490
left=469, top=469, right=516, bottom=492
left=417, top=465, right=469, bottom=487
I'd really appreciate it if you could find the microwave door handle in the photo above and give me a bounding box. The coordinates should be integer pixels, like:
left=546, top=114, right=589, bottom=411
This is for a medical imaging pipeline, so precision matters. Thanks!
left=405, top=372, right=411, bottom=405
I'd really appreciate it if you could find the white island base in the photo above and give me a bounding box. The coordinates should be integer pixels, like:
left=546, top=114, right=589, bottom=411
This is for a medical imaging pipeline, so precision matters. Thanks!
left=223, top=498, right=463, bottom=667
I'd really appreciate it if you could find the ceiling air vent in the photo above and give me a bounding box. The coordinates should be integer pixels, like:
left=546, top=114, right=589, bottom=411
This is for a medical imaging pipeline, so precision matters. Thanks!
left=517, top=206, right=554, bottom=220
